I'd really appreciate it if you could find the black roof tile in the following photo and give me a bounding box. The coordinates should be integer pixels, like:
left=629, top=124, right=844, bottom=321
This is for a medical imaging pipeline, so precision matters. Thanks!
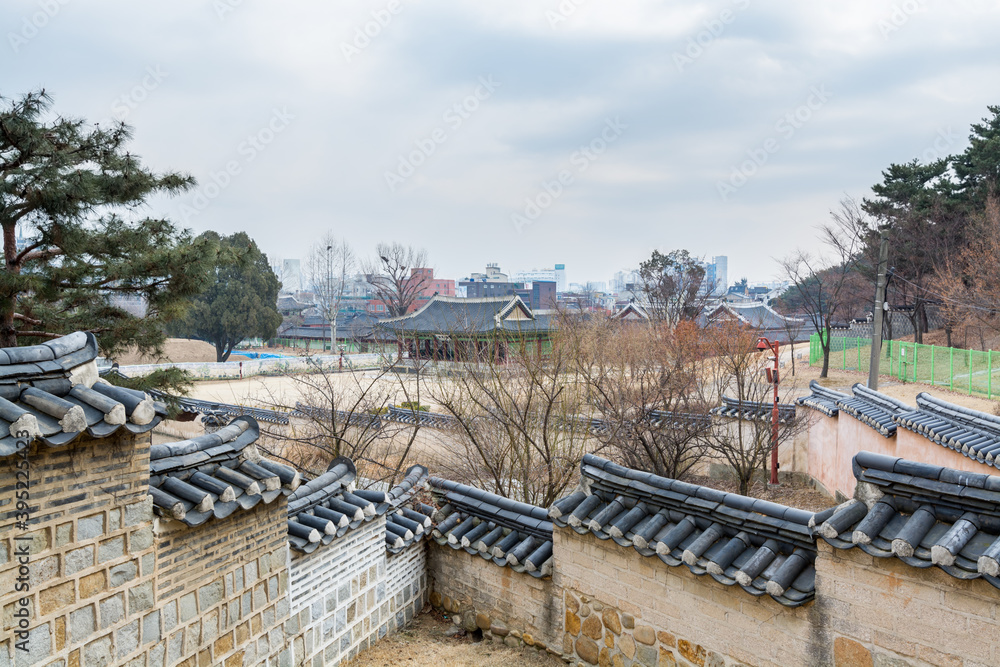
left=553, top=454, right=818, bottom=607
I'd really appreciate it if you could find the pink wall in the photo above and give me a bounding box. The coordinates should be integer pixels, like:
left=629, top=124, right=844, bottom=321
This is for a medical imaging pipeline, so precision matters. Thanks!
left=806, top=411, right=998, bottom=499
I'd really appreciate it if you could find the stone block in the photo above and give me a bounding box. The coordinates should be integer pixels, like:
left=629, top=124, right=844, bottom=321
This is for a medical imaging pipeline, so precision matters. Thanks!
left=80, top=571, right=107, bottom=600
left=143, top=610, right=161, bottom=645
left=117, top=620, right=140, bottom=657
left=636, top=643, right=658, bottom=667
left=99, top=594, right=124, bottom=629
left=109, top=561, right=137, bottom=587
left=130, top=527, right=154, bottom=552
left=30, top=555, right=60, bottom=588
left=40, top=581, right=75, bottom=616
left=634, top=625, right=655, bottom=646
left=582, top=615, right=603, bottom=640
left=602, top=608, right=621, bottom=635
left=69, top=605, right=96, bottom=644
left=658, top=648, right=678, bottom=667
left=65, top=546, right=94, bottom=577
left=128, top=581, right=153, bottom=615
left=566, top=611, right=581, bottom=635
left=576, top=636, right=600, bottom=665
left=78, top=514, right=105, bottom=541
left=834, top=637, right=873, bottom=667
left=83, top=634, right=113, bottom=667
left=56, top=523, right=73, bottom=548
left=179, top=593, right=197, bottom=623
left=677, top=640, right=706, bottom=666
left=619, top=633, right=636, bottom=659
left=124, top=498, right=152, bottom=527
left=198, top=581, right=223, bottom=611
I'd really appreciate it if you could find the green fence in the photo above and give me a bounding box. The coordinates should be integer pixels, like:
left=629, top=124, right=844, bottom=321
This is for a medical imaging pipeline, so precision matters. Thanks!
left=808, top=333, right=1000, bottom=399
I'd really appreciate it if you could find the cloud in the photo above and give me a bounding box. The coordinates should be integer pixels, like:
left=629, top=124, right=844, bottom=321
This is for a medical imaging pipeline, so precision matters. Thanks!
left=2, top=0, right=999, bottom=285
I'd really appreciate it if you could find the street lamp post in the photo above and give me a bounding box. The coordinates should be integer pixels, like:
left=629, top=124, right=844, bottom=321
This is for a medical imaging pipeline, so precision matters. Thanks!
left=757, top=336, right=780, bottom=486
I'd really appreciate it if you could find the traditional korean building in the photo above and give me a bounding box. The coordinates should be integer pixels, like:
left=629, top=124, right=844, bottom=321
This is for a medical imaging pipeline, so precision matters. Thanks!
left=374, top=294, right=555, bottom=361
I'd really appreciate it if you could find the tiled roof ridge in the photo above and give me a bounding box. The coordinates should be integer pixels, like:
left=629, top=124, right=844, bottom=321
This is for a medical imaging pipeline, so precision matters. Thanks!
left=851, top=384, right=912, bottom=413
left=712, top=396, right=797, bottom=423
left=816, top=451, right=1000, bottom=589
left=150, top=391, right=292, bottom=425
left=577, top=453, right=814, bottom=533
left=833, top=384, right=912, bottom=437
left=148, top=415, right=302, bottom=527
left=428, top=477, right=554, bottom=577
left=286, top=458, right=433, bottom=555
left=893, top=392, right=1000, bottom=467
left=0, top=330, right=95, bottom=369
left=0, top=332, right=167, bottom=457
left=376, top=294, right=522, bottom=325
left=796, top=381, right=850, bottom=417
left=549, top=454, right=817, bottom=606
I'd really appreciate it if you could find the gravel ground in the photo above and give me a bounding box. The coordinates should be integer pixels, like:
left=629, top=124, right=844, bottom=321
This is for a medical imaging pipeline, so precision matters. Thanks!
left=347, top=609, right=563, bottom=667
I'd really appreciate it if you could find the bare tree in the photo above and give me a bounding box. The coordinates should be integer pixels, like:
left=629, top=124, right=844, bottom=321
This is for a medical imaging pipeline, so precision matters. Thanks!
left=308, top=233, right=355, bottom=353
left=363, top=242, right=431, bottom=317
left=430, top=331, right=591, bottom=507
left=571, top=316, right=712, bottom=479
left=781, top=198, right=867, bottom=378
left=253, top=358, right=425, bottom=487
left=933, top=197, right=1000, bottom=349
left=702, top=322, right=805, bottom=496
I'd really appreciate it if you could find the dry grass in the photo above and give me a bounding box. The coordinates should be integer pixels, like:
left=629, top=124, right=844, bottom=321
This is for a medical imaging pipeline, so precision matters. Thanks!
left=346, top=609, right=562, bottom=667
left=113, top=338, right=249, bottom=365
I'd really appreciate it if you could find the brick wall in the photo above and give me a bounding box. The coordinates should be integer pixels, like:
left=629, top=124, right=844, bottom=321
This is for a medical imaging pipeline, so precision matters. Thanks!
left=0, top=434, right=156, bottom=667
left=152, top=503, right=290, bottom=667
left=285, top=519, right=427, bottom=666
left=555, top=527, right=825, bottom=667
left=427, top=542, right=561, bottom=657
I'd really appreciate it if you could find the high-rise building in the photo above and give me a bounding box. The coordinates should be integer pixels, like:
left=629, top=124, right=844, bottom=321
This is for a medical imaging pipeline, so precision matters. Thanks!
left=281, top=259, right=301, bottom=294
left=514, top=265, right=567, bottom=293
left=712, top=256, right=728, bottom=296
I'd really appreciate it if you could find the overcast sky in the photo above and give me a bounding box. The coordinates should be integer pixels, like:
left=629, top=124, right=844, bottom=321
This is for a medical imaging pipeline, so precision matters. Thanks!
left=4, top=0, right=999, bottom=286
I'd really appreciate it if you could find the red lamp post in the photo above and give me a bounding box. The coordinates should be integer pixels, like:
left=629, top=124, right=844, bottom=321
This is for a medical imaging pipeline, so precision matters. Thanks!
left=757, top=336, right=780, bottom=486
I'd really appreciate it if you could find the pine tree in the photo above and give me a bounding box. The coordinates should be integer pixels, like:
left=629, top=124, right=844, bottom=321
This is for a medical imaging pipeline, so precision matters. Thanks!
left=171, top=231, right=282, bottom=362
left=0, top=90, right=218, bottom=353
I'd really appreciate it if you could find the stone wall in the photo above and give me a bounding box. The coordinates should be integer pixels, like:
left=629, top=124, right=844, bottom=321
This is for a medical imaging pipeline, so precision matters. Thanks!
left=0, top=434, right=156, bottom=667
left=427, top=542, right=562, bottom=658
left=555, top=528, right=824, bottom=667
left=0, top=422, right=428, bottom=667
left=285, top=519, right=428, bottom=666
left=817, top=541, right=1000, bottom=667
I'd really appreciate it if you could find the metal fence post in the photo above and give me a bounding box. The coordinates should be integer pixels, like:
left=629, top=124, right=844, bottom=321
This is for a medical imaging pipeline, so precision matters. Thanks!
left=950, top=346, right=954, bottom=390
left=857, top=338, right=862, bottom=371
left=989, top=349, right=993, bottom=399
left=914, top=345, right=919, bottom=383
left=969, top=348, right=973, bottom=395
left=931, top=345, right=934, bottom=385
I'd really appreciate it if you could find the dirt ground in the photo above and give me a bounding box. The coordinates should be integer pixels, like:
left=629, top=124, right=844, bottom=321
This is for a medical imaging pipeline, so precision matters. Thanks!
left=686, top=474, right=836, bottom=512
left=113, top=338, right=248, bottom=365
left=784, top=354, right=1000, bottom=414
left=347, top=609, right=561, bottom=667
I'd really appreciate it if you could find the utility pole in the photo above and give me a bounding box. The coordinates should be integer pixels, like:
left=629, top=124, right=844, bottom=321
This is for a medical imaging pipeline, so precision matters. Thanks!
left=868, top=231, right=890, bottom=390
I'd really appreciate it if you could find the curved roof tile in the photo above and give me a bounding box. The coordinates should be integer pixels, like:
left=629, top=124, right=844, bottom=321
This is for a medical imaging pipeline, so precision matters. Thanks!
left=0, top=332, right=165, bottom=457
left=550, top=454, right=817, bottom=607
left=817, top=451, right=1000, bottom=589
